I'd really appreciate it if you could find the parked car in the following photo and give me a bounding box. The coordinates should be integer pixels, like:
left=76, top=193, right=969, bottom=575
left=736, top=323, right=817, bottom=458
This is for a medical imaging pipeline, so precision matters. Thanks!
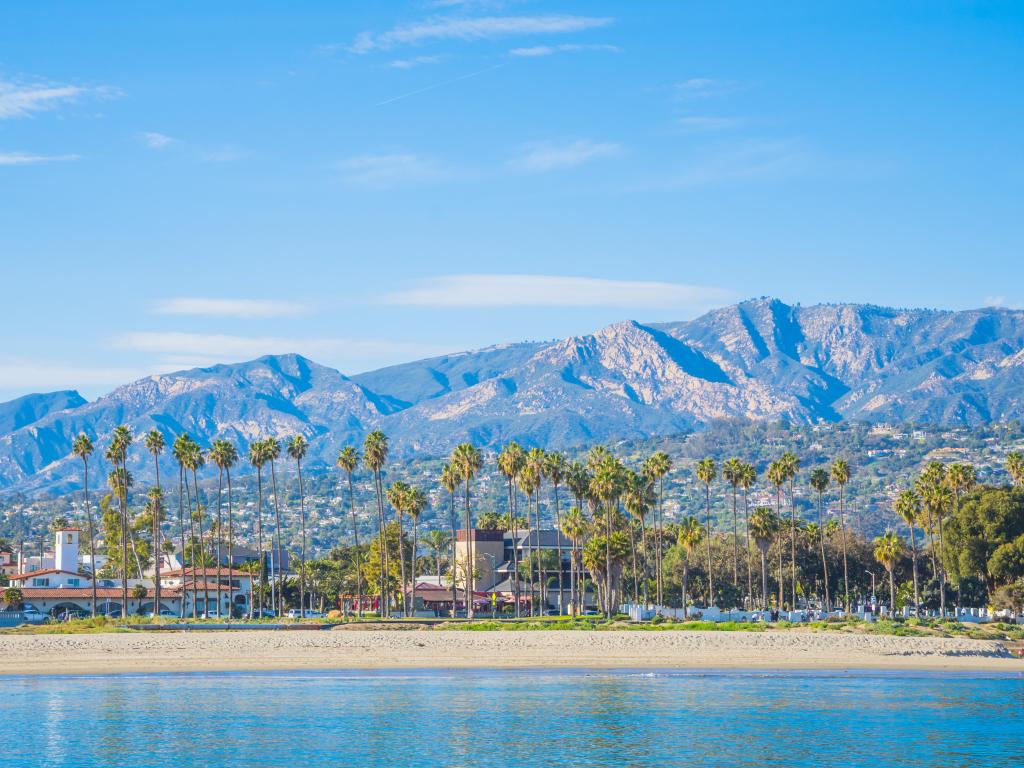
left=286, top=609, right=325, bottom=619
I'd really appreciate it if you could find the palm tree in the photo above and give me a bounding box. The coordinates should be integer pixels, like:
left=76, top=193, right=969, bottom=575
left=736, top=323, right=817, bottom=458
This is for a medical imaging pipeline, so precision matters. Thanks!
left=749, top=507, right=779, bottom=611
left=144, top=429, right=165, bottom=612
left=1006, top=452, right=1024, bottom=486
left=497, top=443, right=525, bottom=617
left=423, top=529, right=452, bottom=588
left=386, top=481, right=411, bottom=616
left=185, top=439, right=209, bottom=617
left=830, top=458, right=852, bottom=612
left=561, top=505, right=586, bottom=614
left=248, top=439, right=269, bottom=618
left=519, top=463, right=540, bottom=615
left=722, top=457, right=744, bottom=587
left=363, top=431, right=390, bottom=616
left=589, top=451, right=623, bottom=617
left=71, top=434, right=98, bottom=617
left=172, top=433, right=194, bottom=618
left=566, top=461, right=592, bottom=614
left=918, top=464, right=953, bottom=616
left=946, top=463, right=975, bottom=608
left=439, top=462, right=459, bottom=615
left=809, top=467, right=831, bottom=611
left=622, top=471, right=654, bottom=606
left=288, top=435, right=309, bottom=614
left=739, top=462, right=756, bottom=608
left=894, top=488, right=922, bottom=615
left=336, top=446, right=363, bottom=617
left=873, top=531, right=905, bottom=614
left=263, top=437, right=285, bottom=616
left=676, top=516, right=703, bottom=615
left=767, top=460, right=786, bottom=608
left=780, top=451, right=800, bottom=609
left=642, top=451, right=672, bottom=606
left=695, top=457, right=717, bottom=607
left=451, top=443, right=483, bottom=618
left=211, top=439, right=238, bottom=619
left=406, top=486, right=427, bottom=616
left=107, top=425, right=133, bottom=616
left=543, top=451, right=569, bottom=614
left=525, top=447, right=547, bottom=612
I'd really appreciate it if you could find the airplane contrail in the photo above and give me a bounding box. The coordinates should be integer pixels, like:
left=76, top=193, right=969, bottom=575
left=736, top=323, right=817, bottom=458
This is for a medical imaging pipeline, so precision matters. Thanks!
left=375, top=63, right=507, bottom=107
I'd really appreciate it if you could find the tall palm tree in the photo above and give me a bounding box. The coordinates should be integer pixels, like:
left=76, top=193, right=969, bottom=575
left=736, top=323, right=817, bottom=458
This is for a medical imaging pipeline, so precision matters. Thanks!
left=873, top=531, right=905, bottom=614
left=248, top=439, right=269, bottom=618
left=589, top=451, right=623, bottom=617
left=439, top=462, right=459, bottom=615
left=363, top=431, right=390, bottom=616
left=566, top=462, right=592, bottom=614
left=561, top=505, right=586, bottom=614
left=211, top=439, right=238, bottom=619
left=172, top=433, right=194, bottom=618
left=894, top=488, right=922, bottom=615
left=263, top=437, right=285, bottom=616
left=107, top=425, right=133, bottom=616
left=918, top=466, right=953, bottom=617
left=946, top=463, right=975, bottom=608
left=423, top=529, right=452, bottom=589
left=451, top=443, right=483, bottom=618
left=525, top=447, right=547, bottom=611
left=144, top=429, right=166, bottom=613
left=622, top=471, right=654, bottom=606
left=519, top=464, right=540, bottom=615
left=676, top=516, right=703, bottom=614
left=209, top=440, right=230, bottom=618
left=72, top=434, right=99, bottom=617
left=809, top=468, right=831, bottom=611
left=749, top=507, right=779, bottom=611
left=739, top=462, right=756, bottom=608
left=695, top=457, right=717, bottom=607
left=722, top=457, right=744, bottom=587
left=642, top=451, right=672, bottom=606
left=185, top=440, right=209, bottom=617
left=767, top=459, right=786, bottom=608
left=336, top=446, right=363, bottom=617
left=406, top=486, right=427, bottom=617
left=386, top=481, right=411, bottom=616
left=780, top=451, right=800, bottom=609
left=543, top=450, right=568, bottom=614
left=497, top=443, right=525, bottom=617
left=830, top=458, right=852, bottom=612
left=288, top=435, right=309, bottom=614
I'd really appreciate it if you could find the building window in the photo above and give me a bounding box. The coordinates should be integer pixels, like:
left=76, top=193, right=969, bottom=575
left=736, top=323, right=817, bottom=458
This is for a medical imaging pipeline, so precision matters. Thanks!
left=68, top=578, right=80, bottom=587
left=31, top=578, right=49, bottom=587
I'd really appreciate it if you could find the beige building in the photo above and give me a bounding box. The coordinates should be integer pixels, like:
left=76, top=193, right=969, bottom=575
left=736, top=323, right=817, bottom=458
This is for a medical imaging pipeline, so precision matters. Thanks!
left=453, top=529, right=506, bottom=591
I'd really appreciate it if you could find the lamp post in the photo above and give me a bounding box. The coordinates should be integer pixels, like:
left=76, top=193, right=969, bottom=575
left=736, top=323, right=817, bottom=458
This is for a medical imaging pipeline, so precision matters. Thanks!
left=865, top=570, right=877, bottom=613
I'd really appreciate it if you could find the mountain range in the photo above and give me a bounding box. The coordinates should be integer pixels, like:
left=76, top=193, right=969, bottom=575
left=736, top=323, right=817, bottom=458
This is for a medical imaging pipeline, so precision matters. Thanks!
left=3, top=297, right=1024, bottom=497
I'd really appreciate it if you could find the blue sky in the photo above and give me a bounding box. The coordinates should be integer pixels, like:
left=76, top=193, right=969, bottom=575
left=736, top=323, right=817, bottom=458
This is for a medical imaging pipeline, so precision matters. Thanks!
left=1, top=1, right=1021, bottom=400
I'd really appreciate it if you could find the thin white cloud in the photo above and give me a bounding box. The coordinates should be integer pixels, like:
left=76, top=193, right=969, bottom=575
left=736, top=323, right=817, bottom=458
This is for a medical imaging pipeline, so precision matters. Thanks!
left=141, top=131, right=177, bottom=149
left=383, top=275, right=736, bottom=310
left=350, top=14, right=612, bottom=53
left=152, top=298, right=310, bottom=319
left=0, top=79, right=120, bottom=119
left=111, top=332, right=447, bottom=363
left=387, top=55, right=443, bottom=69
left=660, top=139, right=814, bottom=188
left=672, top=78, right=740, bottom=99
left=676, top=116, right=740, bottom=132
left=0, top=152, right=80, bottom=166
left=339, top=153, right=449, bottom=188
left=511, top=139, right=622, bottom=172
left=509, top=43, right=619, bottom=57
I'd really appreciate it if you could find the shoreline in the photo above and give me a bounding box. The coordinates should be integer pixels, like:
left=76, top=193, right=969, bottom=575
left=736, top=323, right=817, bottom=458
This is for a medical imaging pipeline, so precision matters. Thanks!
left=3, top=630, right=1021, bottom=676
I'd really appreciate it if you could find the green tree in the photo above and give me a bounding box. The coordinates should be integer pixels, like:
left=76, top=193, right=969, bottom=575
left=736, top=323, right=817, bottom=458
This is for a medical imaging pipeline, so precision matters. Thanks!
left=143, top=429, right=166, bottom=613
left=4, top=586, right=24, bottom=609
left=809, top=468, right=831, bottom=611
left=894, top=489, right=922, bottom=613
left=749, top=507, right=779, bottom=611
left=873, top=531, right=905, bottom=613
left=336, top=446, right=363, bottom=616
left=642, top=451, right=672, bottom=606
left=288, top=435, right=310, bottom=614
left=831, top=458, right=852, bottom=611
left=722, top=457, right=744, bottom=587
left=71, top=433, right=98, bottom=617
left=695, top=457, right=717, bottom=606
left=675, top=516, right=703, bottom=612
left=452, top=443, right=483, bottom=617
left=363, top=431, right=390, bottom=615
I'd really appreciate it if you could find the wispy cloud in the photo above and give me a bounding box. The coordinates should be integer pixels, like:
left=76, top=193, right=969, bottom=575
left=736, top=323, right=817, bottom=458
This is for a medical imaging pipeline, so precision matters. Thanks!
left=0, top=79, right=120, bottom=119
left=141, top=131, right=177, bottom=149
left=676, top=116, right=741, bottom=132
left=383, top=274, right=735, bottom=310
left=387, top=55, right=443, bottom=69
left=0, top=152, right=80, bottom=166
left=659, top=139, right=814, bottom=188
left=111, top=332, right=447, bottom=364
left=339, top=153, right=450, bottom=188
left=0, top=360, right=147, bottom=394
left=152, top=298, right=310, bottom=319
left=672, top=78, right=741, bottom=99
left=511, top=139, right=622, bottom=172
left=376, top=63, right=505, bottom=106
left=350, top=14, right=612, bottom=53
left=509, top=43, right=619, bottom=57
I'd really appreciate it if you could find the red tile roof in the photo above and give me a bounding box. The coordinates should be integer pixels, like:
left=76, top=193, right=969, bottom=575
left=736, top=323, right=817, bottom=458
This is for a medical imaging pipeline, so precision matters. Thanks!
left=8, top=569, right=92, bottom=582
left=10, top=587, right=185, bottom=600
left=160, top=567, right=251, bottom=578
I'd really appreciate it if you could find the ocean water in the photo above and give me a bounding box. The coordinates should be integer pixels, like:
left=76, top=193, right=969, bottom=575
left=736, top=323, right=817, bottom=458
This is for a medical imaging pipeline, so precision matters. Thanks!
left=6, top=669, right=1023, bottom=767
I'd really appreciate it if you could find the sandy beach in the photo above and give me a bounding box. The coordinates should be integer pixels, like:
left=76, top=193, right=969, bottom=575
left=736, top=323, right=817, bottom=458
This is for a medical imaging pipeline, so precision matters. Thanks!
left=2, top=629, right=1020, bottom=675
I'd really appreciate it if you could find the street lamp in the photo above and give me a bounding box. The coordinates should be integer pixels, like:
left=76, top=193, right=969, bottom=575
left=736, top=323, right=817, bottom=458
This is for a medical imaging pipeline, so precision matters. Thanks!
left=864, top=570, right=877, bottom=611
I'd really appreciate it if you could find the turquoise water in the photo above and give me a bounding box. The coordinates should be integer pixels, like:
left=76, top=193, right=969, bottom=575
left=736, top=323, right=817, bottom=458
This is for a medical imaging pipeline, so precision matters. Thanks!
left=6, top=669, right=1023, bottom=767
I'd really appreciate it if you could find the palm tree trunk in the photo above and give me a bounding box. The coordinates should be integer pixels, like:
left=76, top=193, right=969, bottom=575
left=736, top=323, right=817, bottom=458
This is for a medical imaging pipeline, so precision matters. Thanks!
left=153, top=454, right=162, bottom=615
left=789, top=480, right=797, bottom=609
left=682, top=559, right=689, bottom=617
left=743, top=487, right=753, bottom=609
left=760, top=549, right=769, bottom=611
left=510, top=480, right=520, bottom=618
left=374, top=469, right=388, bottom=616
left=346, top=473, right=362, bottom=618
left=177, top=464, right=187, bottom=619
left=255, top=468, right=265, bottom=619
left=817, top=491, right=830, bottom=611
left=604, top=502, right=612, bottom=617
left=639, top=516, right=649, bottom=607
left=215, top=467, right=223, bottom=619
left=82, top=459, right=98, bottom=618
left=628, top=520, right=639, bottom=604
left=226, top=466, right=234, bottom=621
left=839, top=485, right=850, bottom=612
left=397, top=509, right=408, bottom=617
left=704, top=485, right=715, bottom=607
left=193, top=468, right=209, bottom=618
left=553, top=484, right=565, bottom=615
left=269, top=459, right=284, bottom=617
left=411, top=516, right=418, bottom=617
left=909, top=523, right=920, bottom=615
left=297, top=458, right=306, bottom=615
left=888, top=566, right=896, bottom=614
left=448, top=488, right=457, bottom=618
left=184, top=471, right=197, bottom=618
left=656, top=478, right=665, bottom=606
left=464, top=477, right=474, bottom=619
left=731, top=486, right=739, bottom=586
